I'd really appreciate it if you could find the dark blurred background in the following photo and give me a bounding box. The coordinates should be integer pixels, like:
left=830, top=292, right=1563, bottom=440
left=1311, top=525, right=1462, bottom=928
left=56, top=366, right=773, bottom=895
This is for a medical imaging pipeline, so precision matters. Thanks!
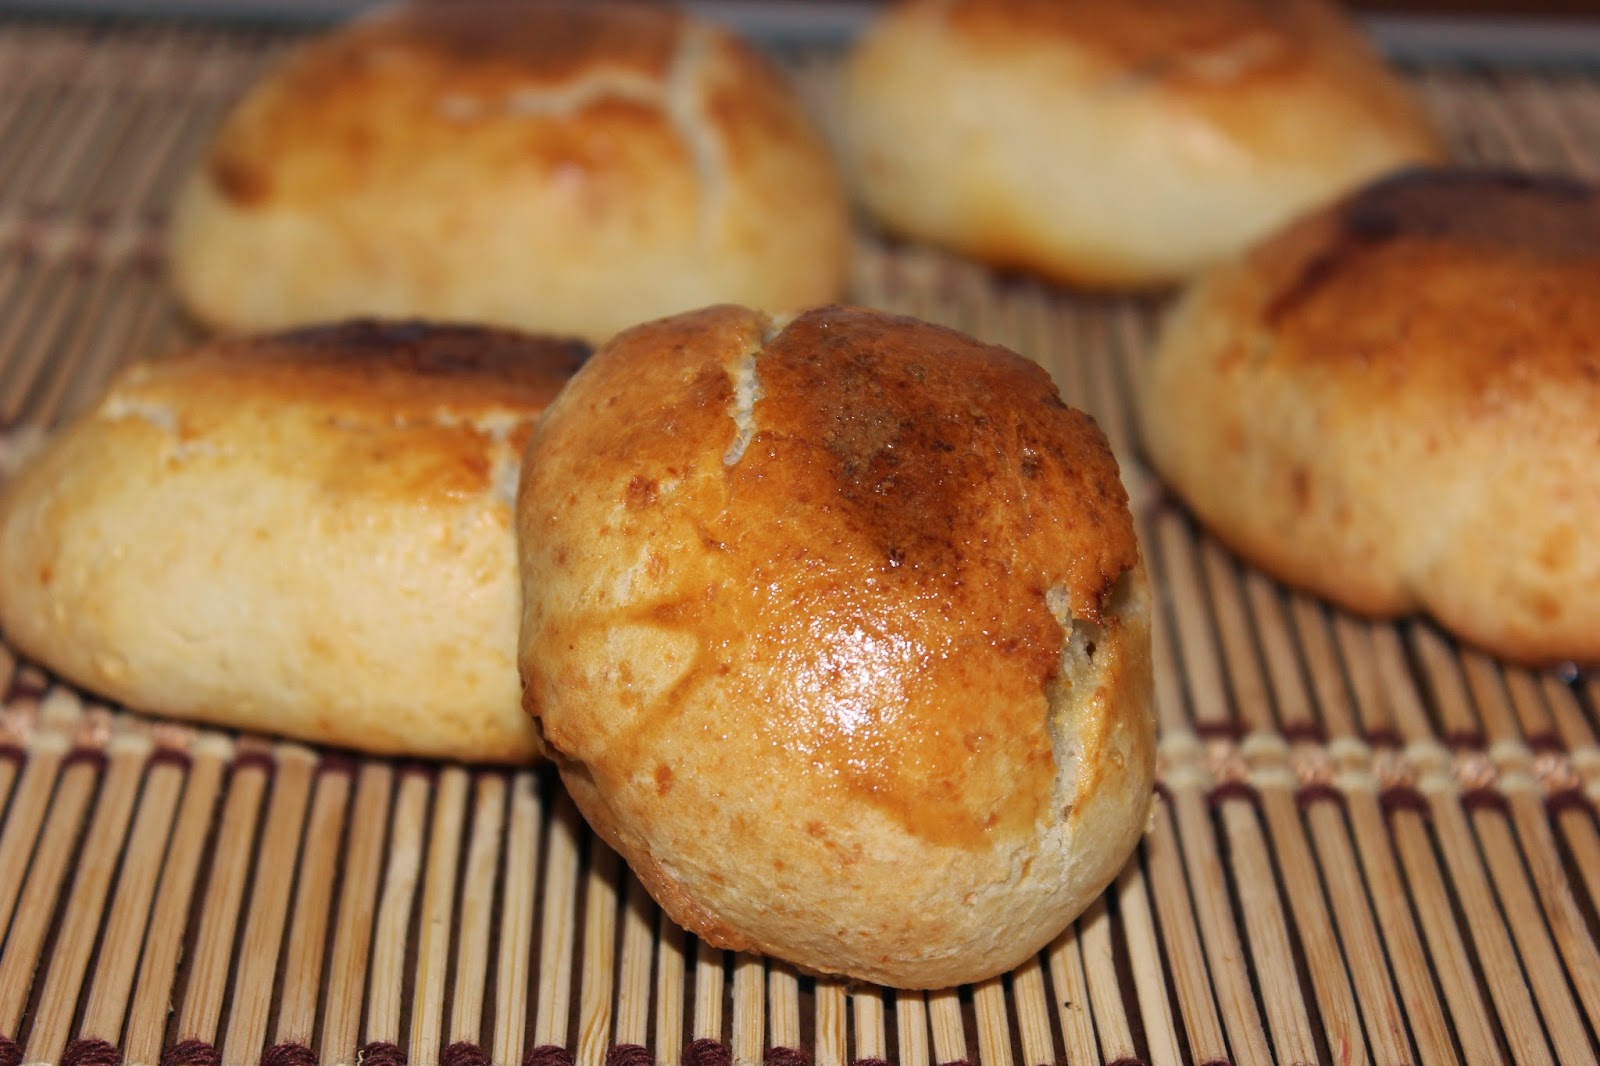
left=0, top=0, right=1595, bottom=63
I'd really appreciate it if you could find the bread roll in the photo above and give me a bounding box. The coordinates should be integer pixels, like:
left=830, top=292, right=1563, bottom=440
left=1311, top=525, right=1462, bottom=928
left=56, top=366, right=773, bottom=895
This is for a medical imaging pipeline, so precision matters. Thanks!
left=1144, top=169, right=1600, bottom=665
left=170, top=0, right=850, bottom=343
left=518, top=304, right=1155, bottom=987
left=0, top=320, right=586, bottom=761
left=840, top=0, right=1445, bottom=289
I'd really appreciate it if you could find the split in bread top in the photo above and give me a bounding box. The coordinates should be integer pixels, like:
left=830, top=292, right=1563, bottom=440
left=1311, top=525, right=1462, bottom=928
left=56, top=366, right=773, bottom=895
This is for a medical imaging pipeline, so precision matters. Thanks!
left=170, top=0, right=851, bottom=343
left=518, top=304, right=1156, bottom=988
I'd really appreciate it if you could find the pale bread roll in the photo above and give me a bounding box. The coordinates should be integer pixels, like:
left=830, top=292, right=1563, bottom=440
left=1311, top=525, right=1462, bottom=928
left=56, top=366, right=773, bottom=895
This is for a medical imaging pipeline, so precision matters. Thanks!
left=1144, top=169, right=1600, bottom=665
left=0, top=320, right=585, bottom=761
left=518, top=304, right=1155, bottom=987
left=170, top=0, right=850, bottom=343
left=840, top=0, right=1446, bottom=289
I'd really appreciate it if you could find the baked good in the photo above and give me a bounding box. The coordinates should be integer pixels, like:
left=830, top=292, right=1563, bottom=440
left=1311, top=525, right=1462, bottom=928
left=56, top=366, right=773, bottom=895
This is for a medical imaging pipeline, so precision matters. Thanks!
left=518, top=304, right=1155, bottom=987
left=0, top=320, right=586, bottom=761
left=169, top=0, right=850, bottom=343
left=838, top=0, right=1446, bottom=289
left=1143, top=169, right=1600, bottom=665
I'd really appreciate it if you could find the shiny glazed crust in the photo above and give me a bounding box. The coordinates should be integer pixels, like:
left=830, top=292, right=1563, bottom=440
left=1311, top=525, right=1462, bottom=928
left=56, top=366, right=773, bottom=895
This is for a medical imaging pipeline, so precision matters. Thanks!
left=0, top=320, right=586, bottom=761
left=840, top=0, right=1445, bottom=288
left=170, top=0, right=850, bottom=343
left=1144, top=170, right=1600, bottom=665
left=518, top=305, right=1155, bottom=987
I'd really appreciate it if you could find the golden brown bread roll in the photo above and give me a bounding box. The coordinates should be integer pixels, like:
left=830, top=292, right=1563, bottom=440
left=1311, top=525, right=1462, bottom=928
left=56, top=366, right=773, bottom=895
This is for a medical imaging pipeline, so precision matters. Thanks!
left=0, top=320, right=585, bottom=761
left=839, top=0, right=1445, bottom=289
left=518, top=304, right=1155, bottom=987
left=170, top=0, right=850, bottom=343
left=1144, top=169, right=1600, bottom=665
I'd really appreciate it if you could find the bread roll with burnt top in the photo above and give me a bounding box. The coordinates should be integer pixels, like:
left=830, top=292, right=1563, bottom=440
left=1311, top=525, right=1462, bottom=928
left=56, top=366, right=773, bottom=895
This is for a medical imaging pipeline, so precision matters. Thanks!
left=1144, top=169, right=1600, bottom=664
left=170, top=0, right=850, bottom=343
left=518, top=304, right=1155, bottom=988
left=0, top=320, right=585, bottom=761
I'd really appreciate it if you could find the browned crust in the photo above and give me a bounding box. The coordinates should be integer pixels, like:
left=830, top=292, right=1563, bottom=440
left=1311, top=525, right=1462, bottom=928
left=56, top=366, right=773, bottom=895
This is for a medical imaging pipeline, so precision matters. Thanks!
left=1146, top=168, right=1600, bottom=664
left=132, top=319, right=588, bottom=416
left=754, top=307, right=1137, bottom=623
left=938, top=0, right=1442, bottom=146
left=942, top=0, right=1402, bottom=94
left=1249, top=169, right=1600, bottom=396
left=520, top=303, right=1153, bottom=984
left=207, top=1, right=686, bottom=209
left=946, top=0, right=1309, bottom=73
left=110, top=320, right=587, bottom=505
left=350, top=0, right=682, bottom=83
left=525, top=304, right=1137, bottom=849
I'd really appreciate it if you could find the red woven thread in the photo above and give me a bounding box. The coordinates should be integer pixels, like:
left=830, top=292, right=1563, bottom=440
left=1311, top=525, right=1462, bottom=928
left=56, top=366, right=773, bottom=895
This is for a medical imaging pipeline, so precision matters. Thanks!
left=7, top=672, right=46, bottom=700
left=1279, top=722, right=1325, bottom=744
left=1208, top=780, right=1260, bottom=808
left=765, top=1048, right=810, bottom=1066
left=1295, top=784, right=1345, bottom=811
left=62, top=747, right=109, bottom=771
left=318, top=753, right=359, bottom=778
left=1193, top=720, right=1243, bottom=741
left=161, top=1040, right=219, bottom=1066
left=360, top=1042, right=407, bottom=1066
left=262, top=1043, right=317, bottom=1066
left=1379, top=786, right=1429, bottom=816
left=1548, top=789, right=1594, bottom=816
left=62, top=1039, right=123, bottom=1066
left=1363, top=728, right=1402, bottom=749
left=441, top=1042, right=490, bottom=1066
left=1462, top=788, right=1509, bottom=813
left=524, top=1045, right=575, bottom=1066
left=1526, top=732, right=1565, bottom=754
left=0, top=1033, right=21, bottom=1066
left=231, top=750, right=277, bottom=775
left=683, top=1040, right=730, bottom=1066
left=146, top=747, right=194, bottom=771
left=606, top=1045, right=653, bottom=1066
left=396, top=760, right=439, bottom=781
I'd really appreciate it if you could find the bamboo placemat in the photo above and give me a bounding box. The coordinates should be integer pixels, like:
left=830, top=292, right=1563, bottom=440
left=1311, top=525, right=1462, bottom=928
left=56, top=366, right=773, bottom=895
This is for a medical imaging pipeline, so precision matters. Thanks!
left=1, top=18, right=1600, bottom=1066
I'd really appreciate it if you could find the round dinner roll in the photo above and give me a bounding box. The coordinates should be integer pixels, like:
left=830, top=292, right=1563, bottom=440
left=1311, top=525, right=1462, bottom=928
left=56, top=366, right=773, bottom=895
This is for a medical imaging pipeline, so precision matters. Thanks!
left=0, top=320, right=586, bottom=761
left=518, top=304, right=1155, bottom=987
left=1144, top=169, right=1600, bottom=665
left=169, top=0, right=850, bottom=343
left=839, top=0, right=1446, bottom=289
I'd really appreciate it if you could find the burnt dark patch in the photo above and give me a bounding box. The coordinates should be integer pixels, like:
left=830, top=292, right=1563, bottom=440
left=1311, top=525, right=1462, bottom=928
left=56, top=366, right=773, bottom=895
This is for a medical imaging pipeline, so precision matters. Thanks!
left=245, top=319, right=591, bottom=382
left=210, top=152, right=270, bottom=207
left=1268, top=168, right=1600, bottom=326
left=1345, top=168, right=1599, bottom=251
left=624, top=474, right=658, bottom=509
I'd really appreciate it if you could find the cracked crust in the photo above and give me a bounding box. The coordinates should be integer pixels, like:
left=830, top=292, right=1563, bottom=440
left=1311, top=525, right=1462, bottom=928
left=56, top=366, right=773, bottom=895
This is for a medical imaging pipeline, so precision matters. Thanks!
left=170, top=0, right=849, bottom=343
left=1144, top=169, right=1600, bottom=664
left=0, top=320, right=586, bottom=761
left=518, top=305, right=1155, bottom=987
left=839, top=0, right=1444, bottom=288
